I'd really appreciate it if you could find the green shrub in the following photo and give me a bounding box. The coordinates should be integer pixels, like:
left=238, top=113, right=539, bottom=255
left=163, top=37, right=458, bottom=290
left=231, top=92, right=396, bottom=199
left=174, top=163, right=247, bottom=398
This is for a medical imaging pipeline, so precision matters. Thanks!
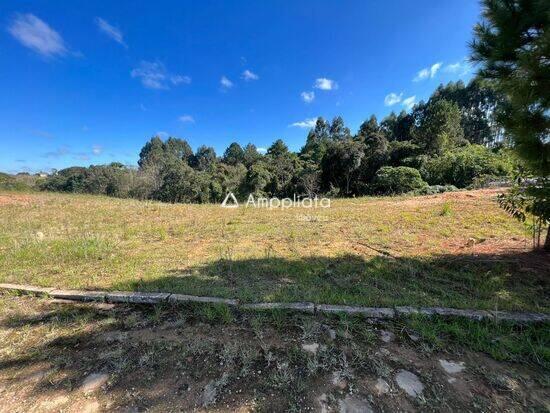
left=0, top=173, right=37, bottom=191
left=373, top=166, right=428, bottom=194
left=413, top=184, right=458, bottom=195
left=421, top=145, right=512, bottom=188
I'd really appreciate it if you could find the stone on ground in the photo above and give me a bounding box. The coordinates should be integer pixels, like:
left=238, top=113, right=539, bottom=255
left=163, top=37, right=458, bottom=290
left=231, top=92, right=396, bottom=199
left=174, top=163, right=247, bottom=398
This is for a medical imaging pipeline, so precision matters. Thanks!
left=439, top=359, right=465, bottom=374
left=395, top=370, right=424, bottom=398
left=375, top=378, right=390, bottom=395
left=302, top=343, right=319, bottom=354
left=379, top=330, right=395, bottom=343
left=338, top=395, right=373, bottom=413
left=80, top=373, right=109, bottom=394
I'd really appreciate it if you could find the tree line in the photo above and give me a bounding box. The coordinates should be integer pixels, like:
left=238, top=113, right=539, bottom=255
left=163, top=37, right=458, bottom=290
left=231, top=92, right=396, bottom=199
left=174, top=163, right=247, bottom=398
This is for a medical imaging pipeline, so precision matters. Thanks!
left=41, top=79, right=515, bottom=203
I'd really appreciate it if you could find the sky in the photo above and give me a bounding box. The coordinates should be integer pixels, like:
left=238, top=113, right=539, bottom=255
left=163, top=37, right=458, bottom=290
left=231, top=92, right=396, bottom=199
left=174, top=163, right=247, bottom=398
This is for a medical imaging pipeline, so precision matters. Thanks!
left=0, top=0, right=479, bottom=173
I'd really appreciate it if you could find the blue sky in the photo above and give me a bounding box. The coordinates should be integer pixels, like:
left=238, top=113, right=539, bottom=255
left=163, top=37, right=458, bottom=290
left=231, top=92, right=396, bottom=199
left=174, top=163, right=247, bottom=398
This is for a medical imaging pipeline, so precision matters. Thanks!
left=0, top=0, right=478, bottom=173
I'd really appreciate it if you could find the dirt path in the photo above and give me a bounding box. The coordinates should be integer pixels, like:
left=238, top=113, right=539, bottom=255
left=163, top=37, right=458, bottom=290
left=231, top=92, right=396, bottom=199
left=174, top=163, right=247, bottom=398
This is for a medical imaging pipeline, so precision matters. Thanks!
left=0, top=296, right=547, bottom=412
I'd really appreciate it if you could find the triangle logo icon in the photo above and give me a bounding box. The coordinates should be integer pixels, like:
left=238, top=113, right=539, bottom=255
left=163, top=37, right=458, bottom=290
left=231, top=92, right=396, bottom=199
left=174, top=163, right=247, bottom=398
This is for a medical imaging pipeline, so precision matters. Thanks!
left=221, top=192, right=239, bottom=208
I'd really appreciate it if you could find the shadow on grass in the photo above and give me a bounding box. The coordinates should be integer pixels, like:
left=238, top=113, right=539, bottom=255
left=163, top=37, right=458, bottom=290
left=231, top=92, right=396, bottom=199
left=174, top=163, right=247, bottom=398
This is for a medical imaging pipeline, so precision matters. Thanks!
left=113, top=250, right=550, bottom=313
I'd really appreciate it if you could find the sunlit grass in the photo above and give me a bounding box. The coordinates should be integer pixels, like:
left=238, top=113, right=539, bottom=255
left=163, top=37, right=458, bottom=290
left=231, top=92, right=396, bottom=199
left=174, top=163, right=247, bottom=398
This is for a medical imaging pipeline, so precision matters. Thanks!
left=0, top=189, right=546, bottom=312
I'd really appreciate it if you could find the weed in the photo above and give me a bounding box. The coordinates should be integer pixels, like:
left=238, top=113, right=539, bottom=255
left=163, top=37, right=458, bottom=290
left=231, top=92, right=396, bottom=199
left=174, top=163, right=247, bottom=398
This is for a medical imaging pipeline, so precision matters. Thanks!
left=440, top=201, right=452, bottom=216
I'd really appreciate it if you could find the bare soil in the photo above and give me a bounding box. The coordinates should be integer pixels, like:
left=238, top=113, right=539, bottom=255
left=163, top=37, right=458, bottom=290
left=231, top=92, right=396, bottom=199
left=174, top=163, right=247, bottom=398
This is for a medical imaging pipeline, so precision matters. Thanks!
left=0, top=295, right=548, bottom=412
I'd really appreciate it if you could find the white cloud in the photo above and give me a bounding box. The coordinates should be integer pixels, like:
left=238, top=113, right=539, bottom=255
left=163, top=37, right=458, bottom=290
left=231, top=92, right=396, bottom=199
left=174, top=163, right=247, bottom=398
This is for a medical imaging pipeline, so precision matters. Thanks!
left=170, top=75, right=191, bottom=85
left=402, top=95, right=417, bottom=110
left=220, top=75, right=233, bottom=89
left=178, top=115, right=195, bottom=123
left=94, top=17, right=126, bottom=48
left=301, top=91, right=315, bottom=103
left=156, top=131, right=169, bottom=138
left=241, top=69, right=259, bottom=81
left=314, top=78, right=338, bottom=91
left=413, top=62, right=442, bottom=82
left=257, top=147, right=267, bottom=154
left=444, top=60, right=473, bottom=76
left=131, top=61, right=190, bottom=90
left=92, top=145, right=103, bottom=155
left=384, top=92, right=403, bottom=106
left=290, top=118, right=318, bottom=128
left=8, top=13, right=67, bottom=57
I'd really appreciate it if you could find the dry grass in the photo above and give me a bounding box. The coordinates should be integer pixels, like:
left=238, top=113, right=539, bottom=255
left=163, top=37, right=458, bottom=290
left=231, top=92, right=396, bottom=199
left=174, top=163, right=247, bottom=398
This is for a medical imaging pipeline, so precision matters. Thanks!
left=0, top=189, right=548, bottom=312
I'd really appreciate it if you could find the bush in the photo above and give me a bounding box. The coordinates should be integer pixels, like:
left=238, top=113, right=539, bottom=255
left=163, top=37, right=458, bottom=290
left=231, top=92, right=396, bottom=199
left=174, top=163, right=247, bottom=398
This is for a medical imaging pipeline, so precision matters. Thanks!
left=421, top=145, right=512, bottom=188
left=412, top=184, right=458, bottom=195
left=0, top=173, right=37, bottom=191
left=373, top=166, right=428, bottom=194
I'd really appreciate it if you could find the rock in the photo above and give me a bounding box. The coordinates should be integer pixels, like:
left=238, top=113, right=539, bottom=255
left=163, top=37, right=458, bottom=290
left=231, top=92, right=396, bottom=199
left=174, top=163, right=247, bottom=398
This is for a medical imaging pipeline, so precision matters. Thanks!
left=202, top=380, right=218, bottom=407
left=323, top=324, right=337, bottom=340
left=106, top=291, right=170, bottom=304
left=302, top=343, right=319, bottom=354
left=375, top=378, right=390, bottom=395
left=241, top=301, right=314, bottom=312
left=338, top=395, right=373, bottom=413
left=379, top=330, right=394, bottom=343
left=80, top=373, right=109, bottom=394
left=439, top=359, right=465, bottom=374
left=317, top=393, right=330, bottom=413
left=316, top=305, right=395, bottom=319
left=169, top=294, right=239, bottom=307
left=466, top=237, right=476, bottom=247
left=395, top=370, right=423, bottom=398
left=0, top=283, right=55, bottom=295
left=50, top=289, right=106, bottom=302
left=36, top=231, right=45, bottom=241
left=201, top=373, right=229, bottom=407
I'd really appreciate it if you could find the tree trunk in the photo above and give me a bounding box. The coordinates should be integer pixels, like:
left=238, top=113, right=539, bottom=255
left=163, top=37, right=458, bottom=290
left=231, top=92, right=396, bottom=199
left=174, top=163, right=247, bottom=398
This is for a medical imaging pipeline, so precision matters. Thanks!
left=545, top=226, right=550, bottom=251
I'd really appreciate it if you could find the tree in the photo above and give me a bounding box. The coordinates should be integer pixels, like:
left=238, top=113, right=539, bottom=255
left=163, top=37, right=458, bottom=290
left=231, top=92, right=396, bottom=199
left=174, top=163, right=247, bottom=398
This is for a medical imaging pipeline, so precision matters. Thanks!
left=190, top=146, right=217, bottom=171
left=412, top=99, right=465, bottom=155
left=164, top=137, right=193, bottom=164
left=265, top=139, right=300, bottom=196
left=430, top=80, right=504, bottom=146
left=470, top=0, right=550, bottom=249
left=301, top=117, right=331, bottom=163
left=297, top=162, right=321, bottom=198
left=358, top=115, right=380, bottom=138
left=373, top=166, right=428, bottom=194
left=242, top=143, right=262, bottom=167
left=358, top=130, right=389, bottom=186
left=223, top=142, right=245, bottom=166
left=329, top=116, right=352, bottom=141
left=243, top=161, right=272, bottom=196
left=321, top=139, right=364, bottom=195
left=380, top=112, right=398, bottom=141
left=155, top=160, right=203, bottom=203
left=470, top=0, right=549, bottom=175
left=138, top=136, right=165, bottom=169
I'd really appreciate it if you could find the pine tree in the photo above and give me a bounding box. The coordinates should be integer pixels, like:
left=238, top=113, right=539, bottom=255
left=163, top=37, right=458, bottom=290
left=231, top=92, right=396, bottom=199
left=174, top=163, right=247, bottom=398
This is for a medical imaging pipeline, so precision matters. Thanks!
left=470, top=0, right=549, bottom=249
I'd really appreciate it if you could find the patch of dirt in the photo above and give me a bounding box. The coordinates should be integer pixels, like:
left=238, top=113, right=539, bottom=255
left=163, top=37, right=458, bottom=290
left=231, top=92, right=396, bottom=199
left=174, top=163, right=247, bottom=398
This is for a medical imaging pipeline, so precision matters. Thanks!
left=0, top=194, right=35, bottom=206
left=0, top=296, right=548, bottom=412
left=377, top=188, right=505, bottom=209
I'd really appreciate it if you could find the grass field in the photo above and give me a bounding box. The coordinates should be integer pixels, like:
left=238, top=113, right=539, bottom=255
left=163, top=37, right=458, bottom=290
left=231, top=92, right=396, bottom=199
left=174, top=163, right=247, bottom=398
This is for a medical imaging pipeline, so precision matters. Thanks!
left=0, top=189, right=548, bottom=312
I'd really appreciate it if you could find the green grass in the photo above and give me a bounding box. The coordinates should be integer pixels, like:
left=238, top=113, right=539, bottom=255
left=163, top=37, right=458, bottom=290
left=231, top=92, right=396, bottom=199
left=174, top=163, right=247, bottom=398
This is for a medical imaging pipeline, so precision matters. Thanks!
left=0, top=189, right=547, bottom=312
left=405, top=316, right=550, bottom=369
